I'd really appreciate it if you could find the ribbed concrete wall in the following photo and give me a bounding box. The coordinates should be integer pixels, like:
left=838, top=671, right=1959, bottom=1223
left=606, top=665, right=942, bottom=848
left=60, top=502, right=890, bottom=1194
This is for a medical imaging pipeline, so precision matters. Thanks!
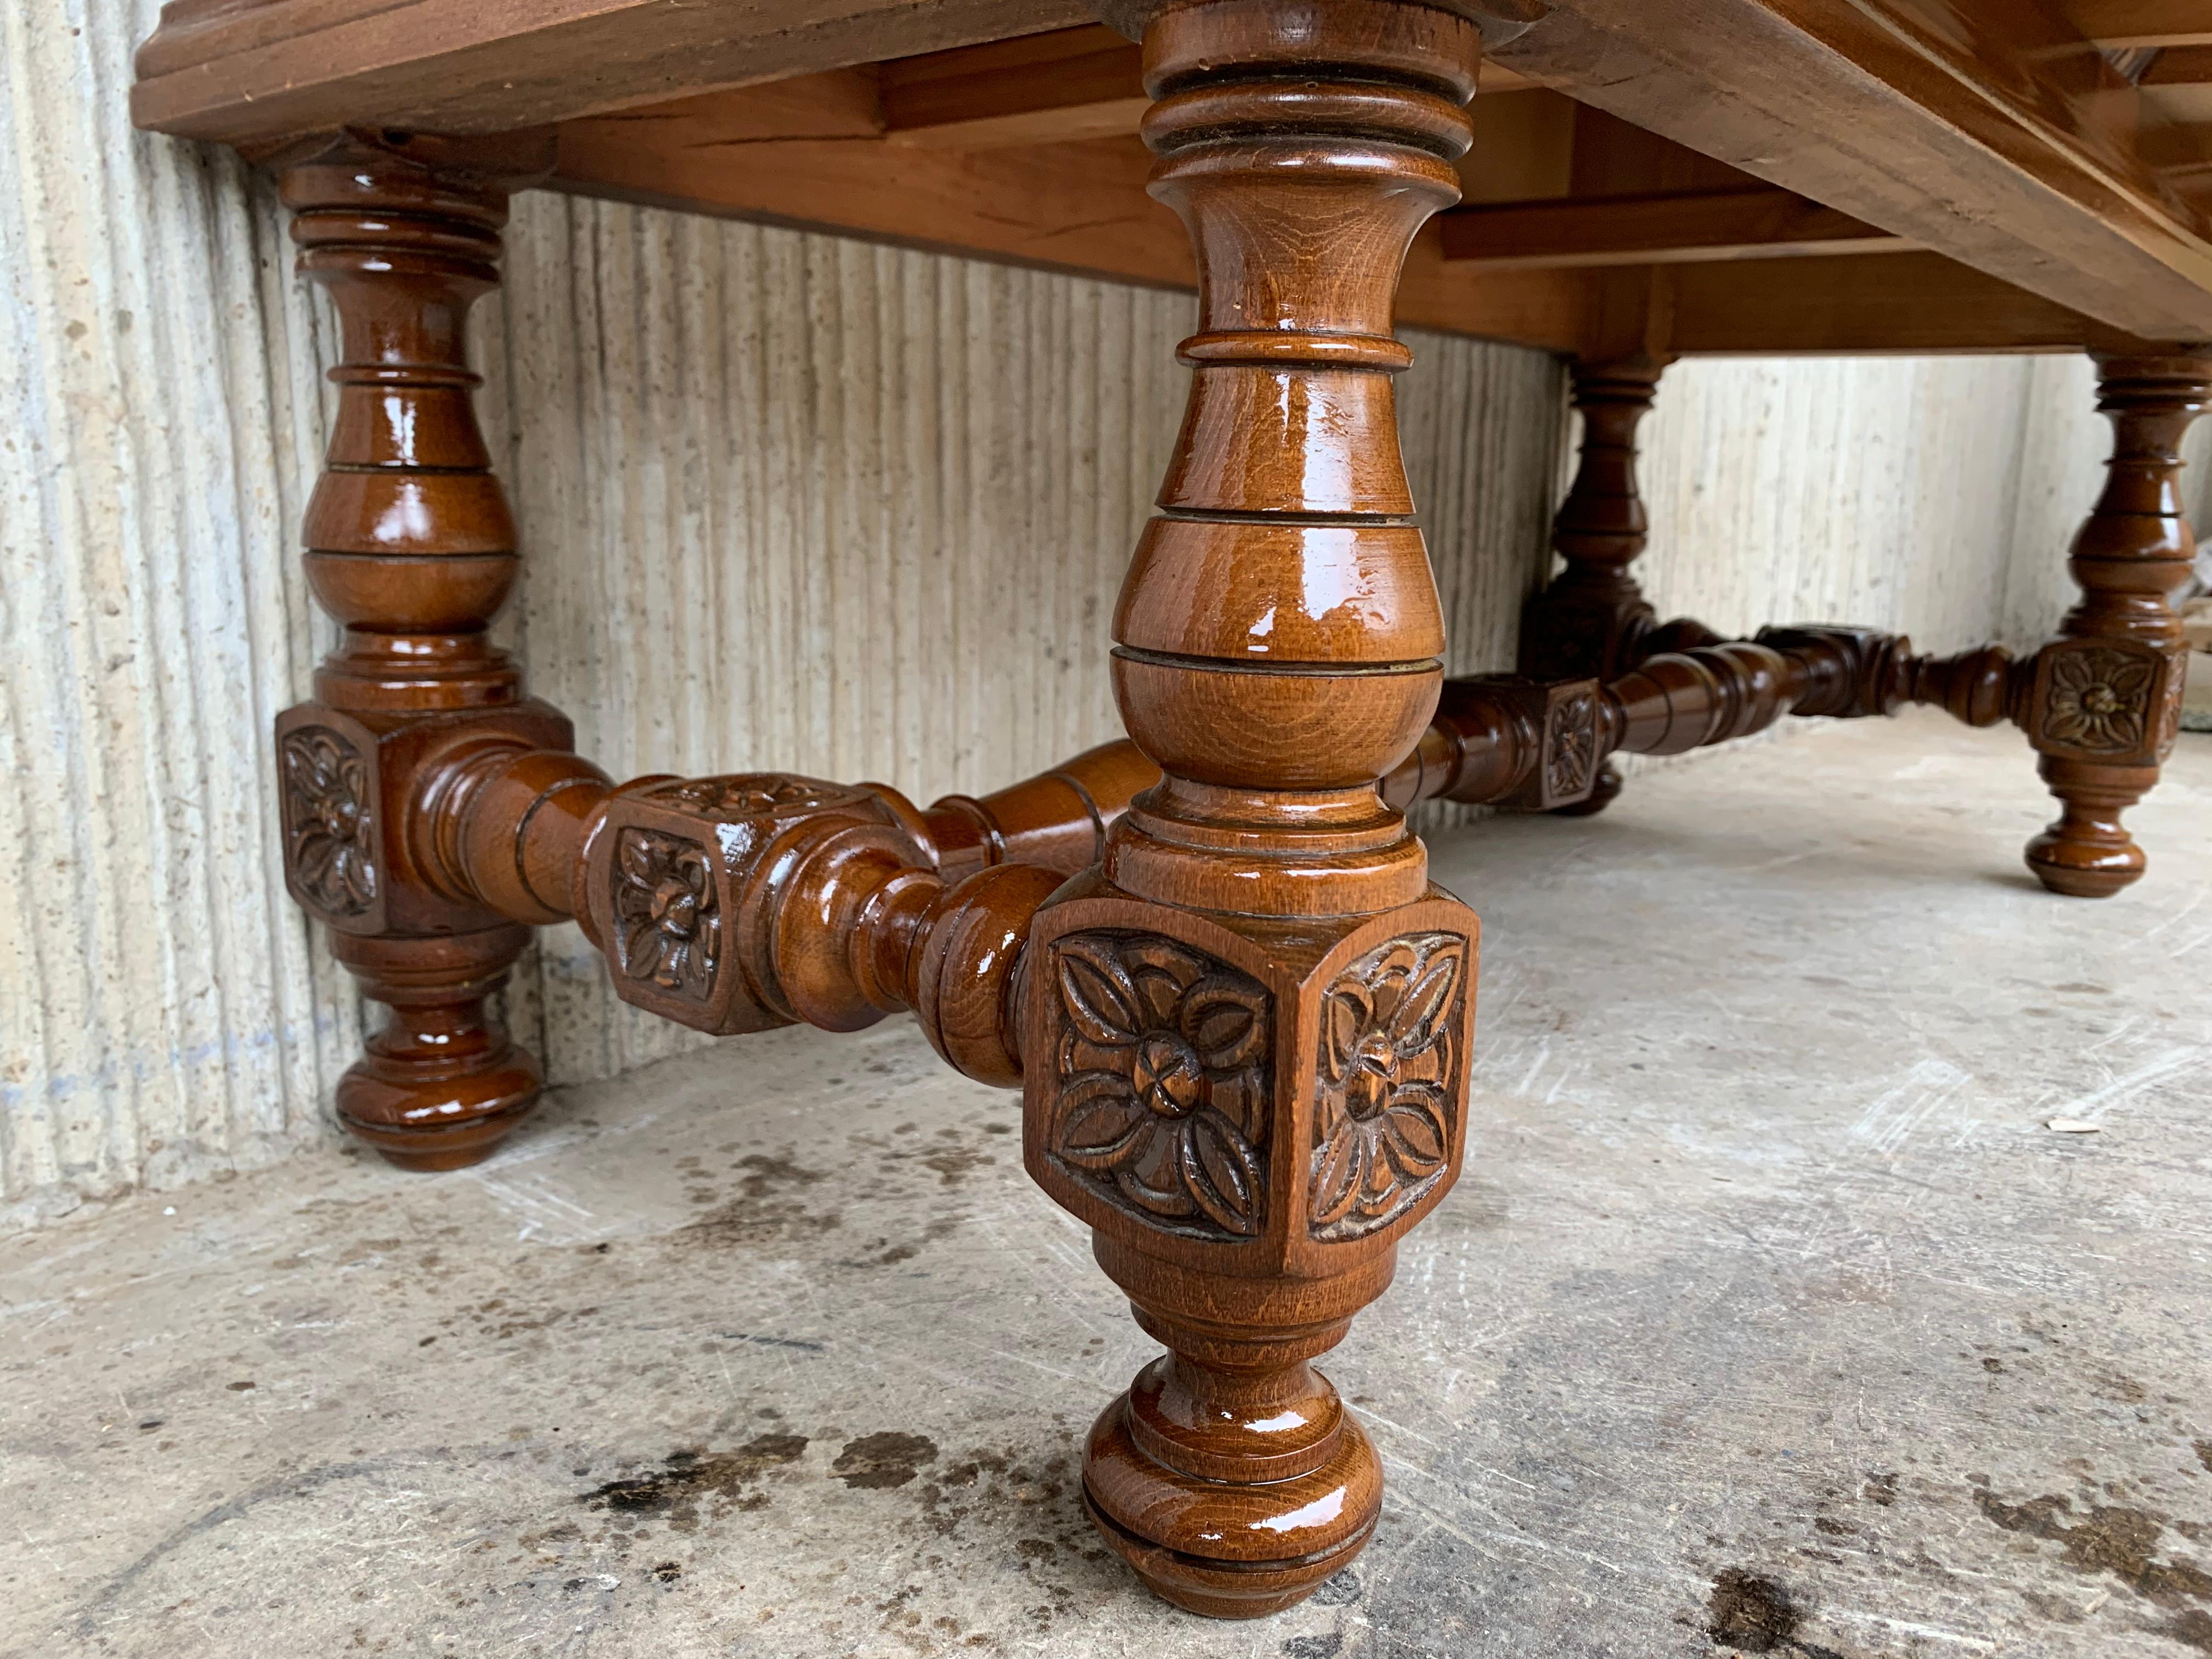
left=3, top=0, right=2176, bottom=1222
left=1638, top=354, right=2212, bottom=655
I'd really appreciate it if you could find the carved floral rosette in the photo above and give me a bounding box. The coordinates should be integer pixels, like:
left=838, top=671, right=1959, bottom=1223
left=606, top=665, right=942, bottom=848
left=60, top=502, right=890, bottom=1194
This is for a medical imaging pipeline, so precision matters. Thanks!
left=278, top=719, right=383, bottom=929
left=610, top=828, right=718, bottom=1003
left=648, top=774, right=857, bottom=817
left=1023, top=891, right=1481, bottom=1269
left=1046, top=931, right=1273, bottom=1242
left=2029, top=640, right=2182, bottom=765
left=1309, top=931, right=1466, bottom=1243
left=1544, top=691, right=1599, bottom=802
left=582, top=771, right=885, bottom=1034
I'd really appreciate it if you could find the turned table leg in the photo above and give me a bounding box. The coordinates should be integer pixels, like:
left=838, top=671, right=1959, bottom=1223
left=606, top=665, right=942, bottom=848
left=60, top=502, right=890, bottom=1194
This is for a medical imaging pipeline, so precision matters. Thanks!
left=2022, top=352, right=2210, bottom=898
left=275, top=131, right=580, bottom=1169
left=1019, top=0, right=1482, bottom=1617
left=1519, top=356, right=1666, bottom=814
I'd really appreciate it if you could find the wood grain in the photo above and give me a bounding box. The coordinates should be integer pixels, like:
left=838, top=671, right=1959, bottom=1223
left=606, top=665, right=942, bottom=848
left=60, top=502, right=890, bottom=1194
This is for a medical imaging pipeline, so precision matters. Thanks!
left=1440, top=187, right=1904, bottom=269
left=1492, top=0, right=2212, bottom=338
left=273, top=129, right=579, bottom=1171
left=132, top=0, right=1093, bottom=144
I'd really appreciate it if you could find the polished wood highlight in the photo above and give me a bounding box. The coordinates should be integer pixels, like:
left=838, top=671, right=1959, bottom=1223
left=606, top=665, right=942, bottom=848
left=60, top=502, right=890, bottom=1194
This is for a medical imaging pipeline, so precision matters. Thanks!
left=2022, top=353, right=2211, bottom=896
left=273, top=129, right=572, bottom=1170
left=1011, top=1, right=1487, bottom=1617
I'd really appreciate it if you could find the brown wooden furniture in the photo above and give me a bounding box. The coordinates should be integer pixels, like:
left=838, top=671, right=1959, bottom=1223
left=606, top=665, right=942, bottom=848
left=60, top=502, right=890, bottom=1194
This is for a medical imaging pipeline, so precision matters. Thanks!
left=134, top=0, right=2212, bottom=1621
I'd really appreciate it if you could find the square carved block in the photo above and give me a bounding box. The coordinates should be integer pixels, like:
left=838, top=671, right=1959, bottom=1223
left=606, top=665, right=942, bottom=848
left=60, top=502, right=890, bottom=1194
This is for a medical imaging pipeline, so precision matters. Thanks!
left=1021, top=888, right=1479, bottom=1280
left=276, top=707, right=387, bottom=933
left=275, top=699, right=573, bottom=935
left=1443, top=674, right=1602, bottom=811
left=2025, top=640, right=2188, bottom=766
left=577, top=774, right=891, bottom=1034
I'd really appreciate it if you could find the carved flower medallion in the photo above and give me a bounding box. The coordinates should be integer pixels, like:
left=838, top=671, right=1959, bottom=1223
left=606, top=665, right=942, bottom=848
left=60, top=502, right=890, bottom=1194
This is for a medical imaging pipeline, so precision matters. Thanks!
left=280, top=727, right=377, bottom=918
left=1047, top=933, right=1272, bottom=1240
left=1310, top=932, right=1465, bottom=1243
left=612, top=829, right=718, bottom=1002
left=2042, top=647, right=2154, bottom=753
left=1546, top=690, right=1598, bottom=800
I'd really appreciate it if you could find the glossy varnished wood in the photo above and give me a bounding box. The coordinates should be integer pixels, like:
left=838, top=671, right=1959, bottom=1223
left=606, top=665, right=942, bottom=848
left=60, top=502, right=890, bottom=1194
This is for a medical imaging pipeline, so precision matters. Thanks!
left=132, top=0, right=2212, bottom=351
left=273, top=129, right=574, bottom=1170
left=1005, top=0, right=1490, bottom=1617
left=2022, top=353, right=2211, bottom=895
left=1516, top=355, right=1664, bottom=815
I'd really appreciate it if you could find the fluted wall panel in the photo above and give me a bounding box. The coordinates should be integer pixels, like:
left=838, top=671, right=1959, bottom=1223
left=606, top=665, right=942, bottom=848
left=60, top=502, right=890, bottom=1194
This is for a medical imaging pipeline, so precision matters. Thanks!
left=2, top=0, right=357, bottom=1225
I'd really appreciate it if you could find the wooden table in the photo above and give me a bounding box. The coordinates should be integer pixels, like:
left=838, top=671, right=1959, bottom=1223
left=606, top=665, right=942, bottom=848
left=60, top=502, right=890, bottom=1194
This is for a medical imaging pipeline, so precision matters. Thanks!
left=131, top=0, right=2212, bottom=1622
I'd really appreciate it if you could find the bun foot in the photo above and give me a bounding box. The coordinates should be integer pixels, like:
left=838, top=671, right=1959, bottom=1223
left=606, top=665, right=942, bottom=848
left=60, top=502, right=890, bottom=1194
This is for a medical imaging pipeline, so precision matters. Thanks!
left=2024, top=757, right=2153, bottom=899
left=337, top=1073, right=540, bottom=1171
left=2024, top=831, right=2145, bottom=898
left=1082, top=1379, right=1379, bottom=1619
left=329, top=927, right=542, bottom=1170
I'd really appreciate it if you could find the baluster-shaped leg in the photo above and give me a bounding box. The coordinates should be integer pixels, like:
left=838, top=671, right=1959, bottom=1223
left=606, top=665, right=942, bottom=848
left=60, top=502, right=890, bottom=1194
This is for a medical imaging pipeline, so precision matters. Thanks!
left=1021, top=1, right=1483, bottom=1617
left=2023, top=352, right=2210, bottom=897
left=276, top=132, right=574, bottom=1169
left=1517, top=356, right=1666, bottom=814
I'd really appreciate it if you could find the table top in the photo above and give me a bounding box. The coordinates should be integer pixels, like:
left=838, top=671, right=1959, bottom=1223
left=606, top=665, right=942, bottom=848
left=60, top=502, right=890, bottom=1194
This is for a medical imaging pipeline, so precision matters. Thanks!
left=132, top=0, right=2212, bottom=357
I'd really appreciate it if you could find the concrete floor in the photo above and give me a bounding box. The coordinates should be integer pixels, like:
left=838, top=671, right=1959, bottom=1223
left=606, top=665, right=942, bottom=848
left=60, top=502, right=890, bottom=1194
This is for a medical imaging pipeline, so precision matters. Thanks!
left=6, top=711, right=2211, bottom=1659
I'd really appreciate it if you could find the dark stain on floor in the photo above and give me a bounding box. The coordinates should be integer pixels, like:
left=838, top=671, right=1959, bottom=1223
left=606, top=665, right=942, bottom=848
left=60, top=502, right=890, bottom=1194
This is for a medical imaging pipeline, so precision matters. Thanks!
left=1706, top=1568, right=1825, bottom=1655
left=833, top=1431, right=940, bottom=1489
left=679, top=1155, right=839, bottom=1247
left=2160, top=1609, right=2212, bottom=1652
left=1974, top=1488, right=2212, bottom=1606
left=917, top=1136, right=996, bottom=1188
left=578, top=1435, right=809, bottom=1530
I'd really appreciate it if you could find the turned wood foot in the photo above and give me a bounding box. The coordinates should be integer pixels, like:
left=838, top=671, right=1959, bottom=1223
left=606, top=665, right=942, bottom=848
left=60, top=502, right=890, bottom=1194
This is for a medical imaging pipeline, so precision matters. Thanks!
left=2025, top=757, right=2156, bottom=898
left=2017, top=353, right=2209, bottom=897
left=1081, top=1243, right=1391, bottom=1617
left=329, top=928, right=541, bottom=1169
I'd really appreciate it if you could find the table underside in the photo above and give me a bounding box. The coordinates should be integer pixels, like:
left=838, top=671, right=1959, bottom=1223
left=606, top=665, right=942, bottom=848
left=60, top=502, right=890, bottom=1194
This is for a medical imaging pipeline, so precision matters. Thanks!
left=133, top=0, right=2212, bottom=356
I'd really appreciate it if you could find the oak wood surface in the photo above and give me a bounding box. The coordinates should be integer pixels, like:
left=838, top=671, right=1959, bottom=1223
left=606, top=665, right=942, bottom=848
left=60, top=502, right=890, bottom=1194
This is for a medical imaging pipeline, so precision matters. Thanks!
left=1488, top=0, right=2212, bottom=340
left=1001, top=1, right=1496, bottom=1616
left=547, top=83, right=1597, bottom=352
left=2022, top=353, right=2211, bottom=895
left=273, top=130, right=574, bottom=1171
left=132, top=1, right=2212, bottom=346
left=2065, top=0, right=2212, bottom=49
left=1440, top=187, right=1904, bottom=269
left=131, top=0, right=1092, bottom=144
